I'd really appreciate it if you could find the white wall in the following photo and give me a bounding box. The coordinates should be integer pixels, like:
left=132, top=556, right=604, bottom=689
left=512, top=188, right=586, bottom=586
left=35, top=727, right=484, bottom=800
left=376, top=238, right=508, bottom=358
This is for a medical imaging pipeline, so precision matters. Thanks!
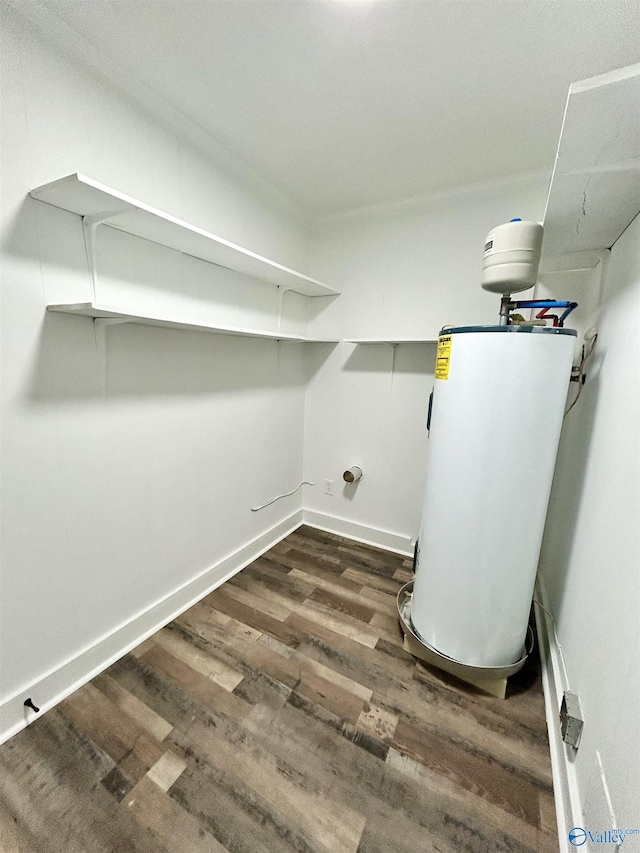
left=0, top=8, right=323, bottom=740
left=303, top=173, right=549, bottom=549
left=0, top=8, right=549, bottom=740
left=538, top=213, right=640, bottom=840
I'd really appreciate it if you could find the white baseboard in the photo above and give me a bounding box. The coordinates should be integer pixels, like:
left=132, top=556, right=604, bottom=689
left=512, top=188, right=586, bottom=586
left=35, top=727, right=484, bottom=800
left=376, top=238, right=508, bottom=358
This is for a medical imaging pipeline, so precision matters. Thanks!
left=302, top=508, right=414, bottom=557
left=0, top=510, right=303, bottom=745
left=534, top=578, right=583, bottom=853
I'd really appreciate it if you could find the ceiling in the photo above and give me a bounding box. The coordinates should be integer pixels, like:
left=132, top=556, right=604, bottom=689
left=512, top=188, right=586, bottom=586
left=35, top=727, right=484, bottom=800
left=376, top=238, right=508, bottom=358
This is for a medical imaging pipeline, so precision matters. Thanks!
left=22, top=0, right=640, bottom=216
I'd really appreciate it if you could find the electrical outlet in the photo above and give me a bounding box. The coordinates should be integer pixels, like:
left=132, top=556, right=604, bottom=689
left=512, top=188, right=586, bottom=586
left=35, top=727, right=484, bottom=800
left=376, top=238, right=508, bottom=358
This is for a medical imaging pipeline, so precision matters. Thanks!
left=560, top=691, right=584, bottom=749
left=324, top=479, right=334, bottom=496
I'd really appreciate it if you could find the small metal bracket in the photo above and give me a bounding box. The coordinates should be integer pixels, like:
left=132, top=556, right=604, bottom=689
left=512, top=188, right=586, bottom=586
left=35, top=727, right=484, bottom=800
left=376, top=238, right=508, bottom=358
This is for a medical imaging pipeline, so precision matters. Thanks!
left=389, top=341, right=398, bottom=390
left=276, top=284, right=294, bottom=335
left=93, top=316, right=132, bottom=397
left=277, top=286, right=284, bottom=328
left=560, top=690, right=584, bottom=749
left=81, top=208, right=130, bottom=302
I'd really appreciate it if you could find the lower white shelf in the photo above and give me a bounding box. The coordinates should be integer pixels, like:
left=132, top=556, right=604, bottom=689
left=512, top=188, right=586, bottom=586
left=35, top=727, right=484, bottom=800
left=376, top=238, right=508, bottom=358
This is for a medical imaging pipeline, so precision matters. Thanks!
left=46, top=303, right=339, bottom=343
left=345, top=337, right=438, bottom=344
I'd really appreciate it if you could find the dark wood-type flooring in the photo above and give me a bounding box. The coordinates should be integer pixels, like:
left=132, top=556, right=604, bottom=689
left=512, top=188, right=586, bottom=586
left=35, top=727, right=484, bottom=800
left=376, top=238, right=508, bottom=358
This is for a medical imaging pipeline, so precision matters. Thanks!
left=0, top=526, right=558, bottom=853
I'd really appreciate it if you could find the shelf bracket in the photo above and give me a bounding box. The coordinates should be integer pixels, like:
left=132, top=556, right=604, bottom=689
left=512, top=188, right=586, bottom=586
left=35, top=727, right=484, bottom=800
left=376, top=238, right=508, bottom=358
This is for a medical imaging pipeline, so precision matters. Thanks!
left=93, top=316, right=132, bottom=397
left=277, top=286, right=284, bottom=334
left=389, top=341, right=398, bottom=390
left=276, top=285, right=293, bottom=335
left=81, top=208, right=131, bottom=302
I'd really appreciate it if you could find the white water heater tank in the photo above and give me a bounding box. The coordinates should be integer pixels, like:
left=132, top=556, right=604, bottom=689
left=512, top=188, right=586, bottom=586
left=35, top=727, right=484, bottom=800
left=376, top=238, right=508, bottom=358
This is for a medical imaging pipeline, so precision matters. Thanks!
left=481, top=219, right=543, bottom=294
left=412, top=325, right=575, bottom=668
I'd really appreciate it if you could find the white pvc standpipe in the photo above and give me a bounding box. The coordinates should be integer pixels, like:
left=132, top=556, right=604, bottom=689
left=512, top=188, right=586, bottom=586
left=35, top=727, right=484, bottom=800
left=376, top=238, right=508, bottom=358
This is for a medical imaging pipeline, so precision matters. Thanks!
left=343, top=466, right=363, bottom=483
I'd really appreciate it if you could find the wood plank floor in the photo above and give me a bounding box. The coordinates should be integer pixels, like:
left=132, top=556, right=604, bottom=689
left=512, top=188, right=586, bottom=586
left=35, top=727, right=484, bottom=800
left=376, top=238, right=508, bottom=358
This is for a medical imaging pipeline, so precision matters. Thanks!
left=0, top=526, right=558, bottom=853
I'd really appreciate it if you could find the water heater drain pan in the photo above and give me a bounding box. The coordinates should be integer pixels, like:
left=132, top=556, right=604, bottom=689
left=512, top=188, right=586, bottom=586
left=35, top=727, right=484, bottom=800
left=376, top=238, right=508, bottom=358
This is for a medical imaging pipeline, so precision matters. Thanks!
left=397, top=582, right=532, bottom=683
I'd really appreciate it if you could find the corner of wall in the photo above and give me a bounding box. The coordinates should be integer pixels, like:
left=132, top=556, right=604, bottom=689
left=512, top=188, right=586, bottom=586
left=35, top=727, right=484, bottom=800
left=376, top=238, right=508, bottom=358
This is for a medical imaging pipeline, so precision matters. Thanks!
left=302, top=507, right=414, bottom=557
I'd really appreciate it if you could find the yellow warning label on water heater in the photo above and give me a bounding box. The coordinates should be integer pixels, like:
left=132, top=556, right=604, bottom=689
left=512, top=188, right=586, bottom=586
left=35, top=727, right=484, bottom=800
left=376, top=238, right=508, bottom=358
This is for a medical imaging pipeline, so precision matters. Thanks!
left=435, top=335, right=452, bottom=380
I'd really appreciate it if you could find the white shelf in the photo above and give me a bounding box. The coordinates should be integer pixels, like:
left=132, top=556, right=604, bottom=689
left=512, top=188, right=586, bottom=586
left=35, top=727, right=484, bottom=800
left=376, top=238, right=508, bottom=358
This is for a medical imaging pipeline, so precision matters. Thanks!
left=345, top=338, right=438, bottom=344
left=30, top=174, right=338, bottom=298
left=46, top=302, right=339, bottom=343
left=543, top=63, right=640, bottom=258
